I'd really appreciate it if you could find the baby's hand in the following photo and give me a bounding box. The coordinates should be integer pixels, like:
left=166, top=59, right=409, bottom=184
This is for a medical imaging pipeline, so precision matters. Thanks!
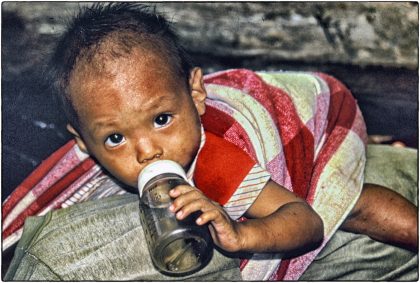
left=169, top=185, right=244, bottom=252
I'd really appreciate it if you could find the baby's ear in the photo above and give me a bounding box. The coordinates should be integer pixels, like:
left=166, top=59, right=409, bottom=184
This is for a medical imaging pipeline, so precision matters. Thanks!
left=189, top=67, right=207, bottom=115
left=66, top=124, right=89, bottom=154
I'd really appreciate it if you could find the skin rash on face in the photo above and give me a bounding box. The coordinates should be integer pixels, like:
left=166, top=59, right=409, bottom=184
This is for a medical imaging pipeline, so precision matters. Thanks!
left=67, top=48, right=207, bottom=188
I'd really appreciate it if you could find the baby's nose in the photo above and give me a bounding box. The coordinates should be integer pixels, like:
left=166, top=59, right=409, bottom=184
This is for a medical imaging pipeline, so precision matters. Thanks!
left=135, top=137, right=163, bottom=164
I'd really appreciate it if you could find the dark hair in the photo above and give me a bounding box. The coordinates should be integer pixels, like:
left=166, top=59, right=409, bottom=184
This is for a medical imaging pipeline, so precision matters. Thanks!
left=49, top=2, right=193, bottom=130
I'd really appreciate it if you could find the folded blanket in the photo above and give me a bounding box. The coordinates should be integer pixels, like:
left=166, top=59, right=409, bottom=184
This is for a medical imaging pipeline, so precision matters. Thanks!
left=200, top=69, right=367, bottom=280
left=2, top=69, right=367, bottom=280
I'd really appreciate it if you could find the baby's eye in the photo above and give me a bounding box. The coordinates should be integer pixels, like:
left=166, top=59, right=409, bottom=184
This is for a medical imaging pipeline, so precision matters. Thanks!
left=154, top=113, right=173, bottom=128
left=105, top=133, right=126, bottom=148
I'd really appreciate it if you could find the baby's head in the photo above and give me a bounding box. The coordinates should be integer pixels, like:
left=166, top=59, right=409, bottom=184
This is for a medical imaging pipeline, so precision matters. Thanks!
left=49, top=3, right=207, bottom=188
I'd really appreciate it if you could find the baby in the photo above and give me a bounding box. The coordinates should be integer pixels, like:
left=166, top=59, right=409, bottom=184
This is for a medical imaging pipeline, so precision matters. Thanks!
left=53, top=3, right=324, bottom=256
left=48, top=1, right=416, bottom=273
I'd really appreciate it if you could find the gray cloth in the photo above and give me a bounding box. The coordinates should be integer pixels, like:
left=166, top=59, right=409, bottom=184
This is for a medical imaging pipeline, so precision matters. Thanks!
left=300, top=145, right=418, bottom=281
left=4, top=194, right=241, bottom=281
left=5, top=145, right=418, bottom=281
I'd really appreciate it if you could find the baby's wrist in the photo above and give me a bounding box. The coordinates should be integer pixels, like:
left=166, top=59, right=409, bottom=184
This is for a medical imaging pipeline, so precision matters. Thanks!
left=234, top=220, right=253, bottom=252
left=234, top=218, right=278, bottom=253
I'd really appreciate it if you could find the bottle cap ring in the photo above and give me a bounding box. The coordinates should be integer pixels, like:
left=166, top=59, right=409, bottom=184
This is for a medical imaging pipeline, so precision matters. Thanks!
left=137, top=160, right=188, bottom=197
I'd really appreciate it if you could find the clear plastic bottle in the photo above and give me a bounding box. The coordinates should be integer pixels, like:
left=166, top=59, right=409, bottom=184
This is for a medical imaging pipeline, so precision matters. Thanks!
left=137, top=160, right=213, bottom=276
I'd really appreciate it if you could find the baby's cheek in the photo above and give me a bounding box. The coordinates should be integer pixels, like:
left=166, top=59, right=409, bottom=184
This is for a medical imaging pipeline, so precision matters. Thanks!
left=102, top=159, right=138, bottom=188
left=118, top=166, right=139, bottom=188
left=176, top=143, right=195, bottom=165
left=114, top=171, right=138, bottom=189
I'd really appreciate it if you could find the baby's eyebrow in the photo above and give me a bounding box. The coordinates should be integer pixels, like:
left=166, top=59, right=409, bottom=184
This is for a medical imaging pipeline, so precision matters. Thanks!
left=135, top=94, right=177, bottom=111
left=89, top=119, right=119, bottom=137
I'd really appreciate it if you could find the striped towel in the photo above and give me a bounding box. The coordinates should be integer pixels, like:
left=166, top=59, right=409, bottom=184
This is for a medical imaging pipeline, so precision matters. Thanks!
left=2, top=142, right=127, bottom=251
left=200, top=69, right=367, bottom=280
left=2, top=69, right=367, bottom=280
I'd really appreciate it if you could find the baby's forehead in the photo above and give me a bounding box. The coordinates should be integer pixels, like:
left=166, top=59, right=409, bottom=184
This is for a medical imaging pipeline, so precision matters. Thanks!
left=72, top=50, right=174, bottom=89
left=69, top=48, right=186, bottom=104
left=72, top=37, right=177, bottom=80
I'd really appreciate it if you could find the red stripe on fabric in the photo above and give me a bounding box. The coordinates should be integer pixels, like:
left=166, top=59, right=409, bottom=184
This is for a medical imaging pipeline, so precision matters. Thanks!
left=351, top=107, right=368, bottom=144
left=204, top=69, right=278, bottom=116
left=316, top=73, right=357, bottom=134
left=204, top=69, right=280, bottom=132
left=201, top=105, right=235, bottom=138
left=273, top=259, right=290, bottom=280
left=2, top=140, right=76, bottom=219
left=305, top=73, right=362, bottom=204
left=306, top=127, right=350, bottom=204
left=282, top=127, right=314, bottom=199
left=201, top=102, right=258, bottom=162
left=224, top=122, right=259, bottom=163
left=204, top=69, right=313, bottom=199
left=201, top=104, right=259, bottom=162
left=239, top=259, right=249, bottom=271
left=266, top=80, right=314, bottom=199
left=194, top=132, right=255, bottom=205
left=2, top=158, right=95, bottom=238
left=44, top=170, right=103, bottom=212
left=205, top=69, right=303, bottom=141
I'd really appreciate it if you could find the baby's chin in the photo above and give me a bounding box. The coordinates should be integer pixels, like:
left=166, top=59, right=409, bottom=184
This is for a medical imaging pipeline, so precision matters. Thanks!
left=122, top=183, right=139, bottom=195
left=124, top=185, right=139, bottom=194
left=106, top=173, right=139, bottom=194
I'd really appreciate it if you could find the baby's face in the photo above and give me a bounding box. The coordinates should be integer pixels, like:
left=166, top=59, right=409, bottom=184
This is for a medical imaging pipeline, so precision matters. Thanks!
left=68, top=49, right=205, bottom=188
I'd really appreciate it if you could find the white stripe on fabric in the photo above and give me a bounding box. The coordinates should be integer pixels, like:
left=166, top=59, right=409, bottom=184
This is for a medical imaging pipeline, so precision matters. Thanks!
left=310, top=130, right=365, bottom=235
left=62, top=175, right=128, bottom=208
left=224, top=164, right=270, bottom=219
left=257, top=72, right=323, bottom=125
left=61, top=175, right=110, bottom=208
left=2, top=192, right=38, bottom=230
left=241, top=254, right=282, bottom=281
left=314, top=133, right=327, bottom=159
left=83, top=177, right=128, bottom=201
left=38, top=166, right=102, bottom=215
left=73, top=143, right=90, bottom=161
left=283, top=131, right=365, bottom=280
left=2, top=228, right=23, bottom=251
left=205, top=84, right=282, bottom=167
left=186, top=126, right=206, bottom=186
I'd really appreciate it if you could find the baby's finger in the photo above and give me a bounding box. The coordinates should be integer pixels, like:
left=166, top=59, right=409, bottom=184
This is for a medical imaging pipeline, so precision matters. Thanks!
left=168, top=184, right=195, bottom=198
left=196, top=208, right=228, bottom=226
left=171, top=191, right=209, bottom=218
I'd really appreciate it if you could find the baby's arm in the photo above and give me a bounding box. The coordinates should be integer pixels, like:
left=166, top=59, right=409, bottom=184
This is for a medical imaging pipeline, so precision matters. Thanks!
left=169, top=180, right=324, bottom=257
left=340, top=183, right=418, bottom=252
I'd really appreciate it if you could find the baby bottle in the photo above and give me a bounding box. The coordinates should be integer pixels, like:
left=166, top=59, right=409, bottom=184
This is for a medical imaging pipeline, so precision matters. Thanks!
left=137, top=160, right=213, bottom=276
